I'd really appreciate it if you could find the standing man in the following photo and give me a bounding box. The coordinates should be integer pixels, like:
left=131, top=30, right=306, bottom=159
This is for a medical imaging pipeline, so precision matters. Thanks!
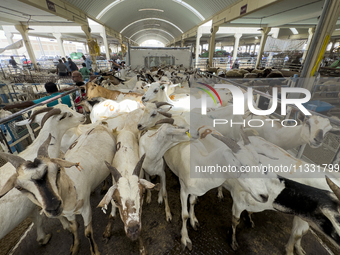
left=62, top=57, right=71, bottom=75
left=56, top=59, right=68, bottom=77
left=82, top=55, right=93, bottom=71
left=68, top=58, right=78, bottom=73
left=9, top=56, right=21, bottom=74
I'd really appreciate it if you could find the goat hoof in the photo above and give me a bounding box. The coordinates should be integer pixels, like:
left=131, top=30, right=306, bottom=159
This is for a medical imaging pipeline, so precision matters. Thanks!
left=166, top=213, right=172, bottom=222
left=38, top=233, right=52, bottom=246
left=295, top=246, right=306, bottom=255
left=192, top=221, right=199, bottom=231
left=146, top=195, right=151, bottom=204
left=181, top=237, right=192, bottom=251
left=231, top=240, right=239, bottom=251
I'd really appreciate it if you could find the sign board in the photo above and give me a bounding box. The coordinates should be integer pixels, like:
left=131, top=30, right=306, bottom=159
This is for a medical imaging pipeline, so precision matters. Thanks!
left=240, top=4, right=247, bottom=15
left=46, top=0, right=56, bottom=12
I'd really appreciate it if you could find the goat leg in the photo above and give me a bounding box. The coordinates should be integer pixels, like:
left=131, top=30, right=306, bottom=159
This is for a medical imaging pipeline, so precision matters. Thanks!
left=189, top=195, right=199, bottom=230
left=85, top=221, right=100, bottom=255
left=69, top=219, right=80, bottom=255
left=30, top=208, right=51, bottom=245
left=217, top=186, right=224, bottom=200
left=139, top=236, right=146, bottom=255
left=100, top=179, right=109, bottom=195
left=285, top=217, right=309, bottom=255
left=231, top=215, right=240, bottom=251
left=103, top=214, right=115, bottom=242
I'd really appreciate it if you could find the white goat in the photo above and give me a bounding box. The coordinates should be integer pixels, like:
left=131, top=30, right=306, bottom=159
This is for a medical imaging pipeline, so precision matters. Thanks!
left=98, top=125, right=158, bottom=254
left=139, top=124, right=191, bottom=221
left=78, top=97, right=143, bottom=123
left=163, top=126, right=269, bottom=250
left=0, top=124, right=116, bottom=254
left=0, top=107, right=85, bottom=245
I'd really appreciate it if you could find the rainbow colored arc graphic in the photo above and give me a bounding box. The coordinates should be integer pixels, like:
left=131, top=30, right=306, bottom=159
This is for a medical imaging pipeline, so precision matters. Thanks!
left=196, top=82, right=222, bottom=106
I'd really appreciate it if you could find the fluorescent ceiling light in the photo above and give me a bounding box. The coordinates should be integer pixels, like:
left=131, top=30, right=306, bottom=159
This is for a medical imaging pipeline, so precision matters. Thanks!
left=130, top=28, right=174, bottom=39
left=96, top=0, right=125, bottom=19
left=172, top=0, right=204, bottom=21
left=120, top=18, right=183, bottom=33
left=255, top=36, right=259, bottom=39
left=139, top=9, right=164, bottom=12
left=289, top=28, right=299, bottom=35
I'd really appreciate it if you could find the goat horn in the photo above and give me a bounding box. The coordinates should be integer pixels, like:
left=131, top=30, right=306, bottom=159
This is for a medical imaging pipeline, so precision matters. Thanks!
left=240, top=128, right=250, bottom=145
left=132, top=154, right=146, bottom=177
left=158, top=111, right=172, bottom=118
left=155, top=118, right=175, bottom=126
left=155, top=102, right=173, bottom=108
left=37, top=133, right=52, bottom=158
left=41, top=108, right=62, bottom=128
left=326, top=176, right=340, bottom=201
left=105, top=161, right=122, bottom=183
left=29, top=107, right=54, bottom=123
left=211, top=134, right=241, bottom=153
left=0, top=152, right=26, bottom=169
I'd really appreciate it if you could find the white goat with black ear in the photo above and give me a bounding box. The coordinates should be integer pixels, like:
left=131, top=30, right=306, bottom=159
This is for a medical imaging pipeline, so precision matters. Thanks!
left=98, top=125, right=159, bottom=254
left=139, top=124, right=192, bottom=222
left=0, top=124, right=116, bottom=255
left=0, top=107, right=85, bottom=246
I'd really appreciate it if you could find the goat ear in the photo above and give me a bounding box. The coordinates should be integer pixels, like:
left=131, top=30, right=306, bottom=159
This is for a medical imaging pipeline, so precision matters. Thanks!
left=140, top=179, right=160, bottom=191
left=97, top=185, right=117, bottom=209
left=50, top=158, right=79, bottom=169
left=0, top=173, right=18, bottom=198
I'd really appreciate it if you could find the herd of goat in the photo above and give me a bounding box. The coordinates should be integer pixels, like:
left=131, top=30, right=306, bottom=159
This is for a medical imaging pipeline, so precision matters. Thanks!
left=0, top=64, right=340, bottom=255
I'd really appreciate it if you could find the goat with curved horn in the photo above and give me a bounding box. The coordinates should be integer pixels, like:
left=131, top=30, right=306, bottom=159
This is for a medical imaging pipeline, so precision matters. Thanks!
left=105, top=161, right=122, bottom=183
left=211, top=134, right=241, bottom=153
left=158, top=111, right=172, bottom=118
left=155, top=102, right=173, bottom=108
left=0, top=153, right=26, bottom=169
left=326, top=176, right=340, bottom=201
left=37, top=134, right=52, bottom=158
left=132, top=154, right=146, bottom=177
left=29, top=107, right=54, bottom=123
left=155, top=118, right=175, bottom=126
left=41, top=108, right=62, bottom=128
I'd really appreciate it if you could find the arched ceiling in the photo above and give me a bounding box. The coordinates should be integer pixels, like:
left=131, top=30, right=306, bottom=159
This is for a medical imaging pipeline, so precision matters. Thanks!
left=63, top=0, right=240, bottom=44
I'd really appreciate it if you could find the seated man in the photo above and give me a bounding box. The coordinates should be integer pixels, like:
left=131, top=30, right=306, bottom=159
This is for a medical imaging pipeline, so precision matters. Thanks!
left=3, top=82, right=72, bottom=110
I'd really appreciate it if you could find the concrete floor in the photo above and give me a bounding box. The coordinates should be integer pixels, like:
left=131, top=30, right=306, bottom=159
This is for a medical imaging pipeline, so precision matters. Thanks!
left=4, top=167, right=333, bottom=255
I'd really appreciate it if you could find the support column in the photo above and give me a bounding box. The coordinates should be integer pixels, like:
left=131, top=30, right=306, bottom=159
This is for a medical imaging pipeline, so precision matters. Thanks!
left=301, top=27, right=316, bottom=63
left=267, top=28, right=279, bottom=64
left=4, top=32, right=19, bottom=56
left=195, top=26, right=203, bottom=68
left=15, top=24, right=38, bottom=70
left=255, top=27, right=271, bottom=68
left=233, top=33, right=242, bottom=62
left=208, top=26, right=219, bottom=67
left=300, top=0, right=340, bottom=85
left=181, top=39, right=185, bottom=47
left=81, top=24, right=98, bottom=71
left=100, top=25, right=110, bottom=61
left=52, top=33, right=65, bottom=58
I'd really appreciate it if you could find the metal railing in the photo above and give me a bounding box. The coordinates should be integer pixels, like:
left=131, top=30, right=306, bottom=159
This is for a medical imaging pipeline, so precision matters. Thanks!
left=0, top=88, right=78, bottom=154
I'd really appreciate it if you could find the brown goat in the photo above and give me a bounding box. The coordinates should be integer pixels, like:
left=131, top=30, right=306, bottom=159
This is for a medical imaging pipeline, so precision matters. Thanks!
left=85, top=82, right=143, bottom=101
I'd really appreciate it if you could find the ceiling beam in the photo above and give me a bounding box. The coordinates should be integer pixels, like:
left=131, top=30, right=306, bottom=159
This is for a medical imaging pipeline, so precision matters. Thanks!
left=268, top=11, right=321, bottom=27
